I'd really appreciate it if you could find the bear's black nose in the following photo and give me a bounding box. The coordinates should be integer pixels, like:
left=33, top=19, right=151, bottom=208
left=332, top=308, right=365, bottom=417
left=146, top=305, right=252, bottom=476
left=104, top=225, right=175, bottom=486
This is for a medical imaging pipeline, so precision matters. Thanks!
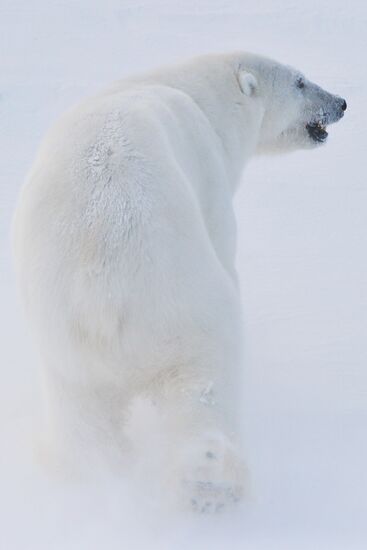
left=341, top=99, right=347, bottom=111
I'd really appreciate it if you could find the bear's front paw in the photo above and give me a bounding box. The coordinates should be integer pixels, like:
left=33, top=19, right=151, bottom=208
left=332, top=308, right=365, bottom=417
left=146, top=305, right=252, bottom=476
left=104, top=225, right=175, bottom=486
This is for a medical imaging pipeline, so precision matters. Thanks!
left=179, top=432, right=246, bottom=513
left=186, top=479, right=242, bottom=514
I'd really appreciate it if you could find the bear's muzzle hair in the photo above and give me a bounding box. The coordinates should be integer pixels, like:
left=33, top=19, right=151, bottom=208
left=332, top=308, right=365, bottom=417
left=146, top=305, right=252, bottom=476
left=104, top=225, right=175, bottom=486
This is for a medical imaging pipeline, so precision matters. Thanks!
left=307, top=95, right=347, bottom=143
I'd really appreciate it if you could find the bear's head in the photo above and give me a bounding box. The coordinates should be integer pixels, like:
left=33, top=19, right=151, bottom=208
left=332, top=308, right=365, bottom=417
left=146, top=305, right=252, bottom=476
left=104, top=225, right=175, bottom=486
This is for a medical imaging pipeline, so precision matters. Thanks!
left=237, top=55, right=346, bottom=154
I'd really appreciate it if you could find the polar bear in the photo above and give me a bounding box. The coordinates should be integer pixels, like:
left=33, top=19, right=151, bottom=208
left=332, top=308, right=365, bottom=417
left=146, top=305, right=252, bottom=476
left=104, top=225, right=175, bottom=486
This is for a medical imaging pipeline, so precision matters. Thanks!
left=13, top=52, right=346, bottom=511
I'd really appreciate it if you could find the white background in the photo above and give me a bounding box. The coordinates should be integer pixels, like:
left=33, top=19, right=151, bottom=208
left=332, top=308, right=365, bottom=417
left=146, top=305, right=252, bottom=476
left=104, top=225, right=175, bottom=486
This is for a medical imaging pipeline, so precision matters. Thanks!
left=0, top=1, right=366, bottom=548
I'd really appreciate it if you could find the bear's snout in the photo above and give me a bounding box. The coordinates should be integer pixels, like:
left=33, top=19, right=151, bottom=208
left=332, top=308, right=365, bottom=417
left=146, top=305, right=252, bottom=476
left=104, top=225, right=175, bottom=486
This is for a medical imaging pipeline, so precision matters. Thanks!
left=336, top=96, right=347, bottom=117
left=334, top=96, right=347, bottom=120
left=322, top=94, right=347, bottom=126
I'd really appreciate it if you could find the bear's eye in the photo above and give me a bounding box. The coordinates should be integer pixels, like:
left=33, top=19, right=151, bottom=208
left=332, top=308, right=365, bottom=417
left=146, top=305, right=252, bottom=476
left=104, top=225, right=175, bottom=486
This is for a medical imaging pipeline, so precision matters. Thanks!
left=296, top=77, right=305, bottom=89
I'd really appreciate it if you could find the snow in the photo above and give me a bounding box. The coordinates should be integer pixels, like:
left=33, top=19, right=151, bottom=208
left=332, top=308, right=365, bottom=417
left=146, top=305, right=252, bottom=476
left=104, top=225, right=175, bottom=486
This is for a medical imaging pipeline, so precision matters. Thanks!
left=1, top=0, right=366, bottom=548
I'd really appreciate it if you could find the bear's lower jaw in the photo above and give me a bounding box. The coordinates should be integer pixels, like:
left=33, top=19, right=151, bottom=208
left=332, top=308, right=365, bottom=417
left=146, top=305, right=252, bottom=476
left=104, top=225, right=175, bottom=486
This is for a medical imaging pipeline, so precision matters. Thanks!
left=306, top=122, right=328, bottom=143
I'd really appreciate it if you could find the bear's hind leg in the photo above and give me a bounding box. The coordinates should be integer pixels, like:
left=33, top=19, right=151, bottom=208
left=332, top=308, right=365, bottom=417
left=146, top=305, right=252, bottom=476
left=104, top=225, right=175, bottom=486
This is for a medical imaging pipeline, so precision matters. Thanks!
left=145, top=372, right=247, bottom=513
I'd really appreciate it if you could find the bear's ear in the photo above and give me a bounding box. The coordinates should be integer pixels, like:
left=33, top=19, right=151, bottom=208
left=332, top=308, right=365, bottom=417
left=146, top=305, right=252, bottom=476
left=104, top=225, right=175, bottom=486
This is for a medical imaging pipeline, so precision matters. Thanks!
left=238, top=71, right=258, bottom=97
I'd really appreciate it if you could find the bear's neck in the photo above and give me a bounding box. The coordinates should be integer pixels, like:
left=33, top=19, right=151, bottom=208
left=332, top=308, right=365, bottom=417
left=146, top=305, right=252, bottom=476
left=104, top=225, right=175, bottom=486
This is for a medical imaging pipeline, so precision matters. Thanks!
left=133, top=54, right=264, bottom=192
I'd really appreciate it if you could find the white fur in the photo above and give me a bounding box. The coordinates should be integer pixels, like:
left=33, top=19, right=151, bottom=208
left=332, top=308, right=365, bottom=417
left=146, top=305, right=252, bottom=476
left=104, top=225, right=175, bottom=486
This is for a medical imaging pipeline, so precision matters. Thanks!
left=13, top=52, right=343, bottom=510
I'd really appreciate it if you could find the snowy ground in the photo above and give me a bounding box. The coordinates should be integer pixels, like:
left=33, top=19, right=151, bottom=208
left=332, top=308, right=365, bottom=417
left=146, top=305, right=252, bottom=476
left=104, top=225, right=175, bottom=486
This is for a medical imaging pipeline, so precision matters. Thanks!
left=1, top=1, right=366, bottom=548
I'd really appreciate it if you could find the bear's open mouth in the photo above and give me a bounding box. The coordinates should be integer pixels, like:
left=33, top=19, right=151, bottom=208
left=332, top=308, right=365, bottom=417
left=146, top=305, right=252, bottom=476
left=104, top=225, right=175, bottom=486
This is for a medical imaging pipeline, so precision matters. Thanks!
left=306, top=121, right=328, bottom=143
